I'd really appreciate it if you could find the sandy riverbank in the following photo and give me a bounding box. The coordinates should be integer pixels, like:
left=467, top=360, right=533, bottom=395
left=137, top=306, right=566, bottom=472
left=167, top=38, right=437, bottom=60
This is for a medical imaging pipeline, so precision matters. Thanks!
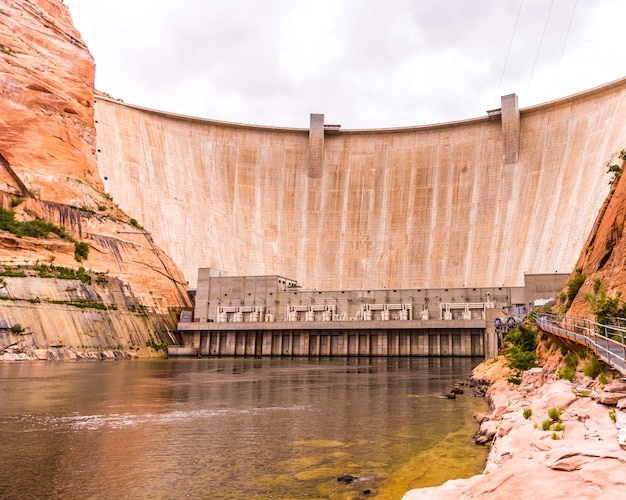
left=403, top=356, right=626, bottom=499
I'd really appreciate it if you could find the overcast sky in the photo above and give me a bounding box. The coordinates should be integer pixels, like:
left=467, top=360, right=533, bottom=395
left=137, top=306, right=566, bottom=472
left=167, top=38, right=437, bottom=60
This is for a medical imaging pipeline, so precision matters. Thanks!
left=63, top=0, right=625, bottom=129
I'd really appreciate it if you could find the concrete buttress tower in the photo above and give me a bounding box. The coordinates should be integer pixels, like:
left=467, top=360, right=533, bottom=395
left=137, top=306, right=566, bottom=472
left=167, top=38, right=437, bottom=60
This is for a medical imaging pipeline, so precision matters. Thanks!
left=308, top=113, right=324, bottom=178
left=501, top=94, right=520, bottom=165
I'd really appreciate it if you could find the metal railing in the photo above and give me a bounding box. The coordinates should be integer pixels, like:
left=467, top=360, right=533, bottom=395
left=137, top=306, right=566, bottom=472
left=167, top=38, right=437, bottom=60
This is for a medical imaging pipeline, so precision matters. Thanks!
left=534, top=312, right=626, bottom=376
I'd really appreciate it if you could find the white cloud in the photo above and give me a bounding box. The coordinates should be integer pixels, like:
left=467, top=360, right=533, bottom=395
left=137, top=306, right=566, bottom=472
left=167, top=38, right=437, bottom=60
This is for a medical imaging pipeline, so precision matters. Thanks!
left=64, top=0, right=626, bottom=128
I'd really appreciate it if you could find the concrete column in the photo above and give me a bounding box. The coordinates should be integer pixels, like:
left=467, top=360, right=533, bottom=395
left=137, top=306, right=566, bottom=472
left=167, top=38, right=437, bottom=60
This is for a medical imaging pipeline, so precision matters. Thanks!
left=501, top=94, right=520, bottom=165
left=262, top=332, right=272, bottom=355
left=485, top=308, right=501, bottom=359
left=302, top=332, right=310, bottom=356
left=194, top=268, right=211, bottom=322
left=309, top=114, right=324, bottom=178
left=192, top=331, right=201, bottom=350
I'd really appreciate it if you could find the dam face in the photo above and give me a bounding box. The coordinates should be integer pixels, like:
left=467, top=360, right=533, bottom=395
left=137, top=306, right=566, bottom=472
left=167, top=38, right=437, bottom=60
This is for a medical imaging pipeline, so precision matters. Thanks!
left=94, top=79, right=626, bottom=290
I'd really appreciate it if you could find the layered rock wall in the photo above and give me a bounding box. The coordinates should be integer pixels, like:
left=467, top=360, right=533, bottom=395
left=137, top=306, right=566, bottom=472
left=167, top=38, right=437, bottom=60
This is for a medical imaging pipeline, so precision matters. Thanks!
left=0, top=0, right=99, bottom=200
left=94, top=79, right=626, bottom=289
left=567, top=148, right=626, bottom=315
left=0, top=275, right=178, bottom=360
left=0, top=0, right=190, bottom=354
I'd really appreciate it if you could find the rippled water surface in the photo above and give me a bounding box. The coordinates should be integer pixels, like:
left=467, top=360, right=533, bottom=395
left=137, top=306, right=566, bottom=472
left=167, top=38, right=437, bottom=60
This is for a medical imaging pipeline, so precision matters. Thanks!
left=0, top=357, right=487, bottom=499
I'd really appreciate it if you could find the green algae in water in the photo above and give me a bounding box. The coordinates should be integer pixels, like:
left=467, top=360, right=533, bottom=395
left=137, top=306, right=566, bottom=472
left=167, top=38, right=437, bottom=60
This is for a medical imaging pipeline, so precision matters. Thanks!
left=376, top=426, right=489, bottom=499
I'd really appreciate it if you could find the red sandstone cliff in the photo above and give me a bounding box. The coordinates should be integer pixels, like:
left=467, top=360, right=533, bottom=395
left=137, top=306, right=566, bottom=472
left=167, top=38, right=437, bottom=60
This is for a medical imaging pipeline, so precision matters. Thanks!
left=567, top=151, right=626, bottom=315
left=0, top=0, right=99, bottom=198
left=0, top=0, right=189, bottom=355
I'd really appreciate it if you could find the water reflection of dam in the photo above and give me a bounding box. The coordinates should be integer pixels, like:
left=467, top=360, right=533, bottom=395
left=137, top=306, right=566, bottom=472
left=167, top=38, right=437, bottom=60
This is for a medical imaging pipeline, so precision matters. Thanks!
left=173, top=271, right=567, bottom=358
left=95, top=80, right=626, bottom=291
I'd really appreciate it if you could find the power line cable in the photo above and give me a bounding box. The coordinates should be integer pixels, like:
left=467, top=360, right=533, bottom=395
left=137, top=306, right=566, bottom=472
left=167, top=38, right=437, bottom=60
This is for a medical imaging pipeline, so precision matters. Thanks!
left=494, top=0, right=525, bottom=107
left=549, top=0, right=578, bottom=99
left=525, top=0, right=554, bottom=100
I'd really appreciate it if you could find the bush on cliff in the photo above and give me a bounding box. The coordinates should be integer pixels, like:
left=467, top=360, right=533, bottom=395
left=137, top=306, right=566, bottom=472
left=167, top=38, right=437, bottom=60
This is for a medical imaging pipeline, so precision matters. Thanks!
left=503, top=324, right=538, bottom=371
left=559, top=268, right=586, bottom=313
left=74, top=241, right=89, bottom=261
left=0, top=207, right=22, bottom=234
left=607, top=149, right=626, bottom=186
left=557, top=351, right=580, bottom=381
left=0, top=207, right=89, bottom=262
left=584, top=283, right=626, bottom=328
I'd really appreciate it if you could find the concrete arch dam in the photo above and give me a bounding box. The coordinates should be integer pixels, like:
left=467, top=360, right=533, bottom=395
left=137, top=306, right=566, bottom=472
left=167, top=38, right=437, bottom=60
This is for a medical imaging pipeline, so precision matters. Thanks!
left=93, top=79, right=626, bottom=290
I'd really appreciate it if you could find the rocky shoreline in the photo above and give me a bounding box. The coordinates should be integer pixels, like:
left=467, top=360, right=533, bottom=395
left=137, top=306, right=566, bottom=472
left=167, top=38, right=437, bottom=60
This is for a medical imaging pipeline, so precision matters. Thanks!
left=0, top=346, right=140, bottom=361
left=403, top=356, right=626, bottom=498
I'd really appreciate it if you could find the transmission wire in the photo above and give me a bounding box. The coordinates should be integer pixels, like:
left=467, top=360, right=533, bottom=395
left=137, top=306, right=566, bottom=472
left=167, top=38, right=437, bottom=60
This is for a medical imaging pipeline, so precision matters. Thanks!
left=549, top=0, right=578, bottom=99
left=525, top=0, right=554, bottom=100
left=494, top=0, right=525, bottom=107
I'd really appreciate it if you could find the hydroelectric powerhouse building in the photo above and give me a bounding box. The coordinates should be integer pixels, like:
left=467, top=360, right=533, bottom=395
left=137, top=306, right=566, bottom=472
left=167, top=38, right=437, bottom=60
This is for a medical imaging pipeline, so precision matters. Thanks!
left=173, top=270, right=568, bottom=358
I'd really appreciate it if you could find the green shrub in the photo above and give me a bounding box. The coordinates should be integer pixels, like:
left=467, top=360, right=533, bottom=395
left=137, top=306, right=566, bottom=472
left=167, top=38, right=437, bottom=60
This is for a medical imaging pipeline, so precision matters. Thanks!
left=504, top=325, right=538, bottom=352
left=79, top=206, right=95, bottom=215
left=22, top=218, right=66, bottom=238
left=607, top=150, right=626, bottom=186
left=0, top=208, right=72, bottom=243
left=95, top=273, right=108, bottom=285
left=146, top=335, right=168, bottom=352
left=553, top=422, right=565, bottom=432
left=551, top=432, right=561, bottom=440
left=507, top=375, right=522, bottom=385
left=561, top=268, right=586, bottom=313
left=583, top=354, right=607, bottom=379
left=10, top=197, right=23, bottom=207
left=0, top=268, right=26, bottom=277
left=52, top=299, right=107, bottom=310
left=542, top=419, right=552, bottom=431
left=0, top=207, right=23, bottom=235
left=33, top=264, right=91, bottom=283
left=503, top=325, right=538, bottom=372
left=609, top=407, right=617, bottom=422
left=557, top=365, right=575, bottom=381
left=593, top=277, right=603, bottom=295
left=130, top=218, right=144, bottom=230
left=584, top=286, right=626, bottom=329
left=507, top=349, right=537, bottom=371
left=74, top=241, right=89, bottom=262
left=548, top=407, right=561, bottom=422
left=522, top=408, right=532, bottom=419
left=9, top=323, right=25, bottom=334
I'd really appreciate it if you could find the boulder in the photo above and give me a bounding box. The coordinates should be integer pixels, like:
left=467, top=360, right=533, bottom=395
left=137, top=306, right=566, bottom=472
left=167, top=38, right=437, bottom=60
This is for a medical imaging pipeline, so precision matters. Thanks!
left=597, top=392, right=626, bottom=405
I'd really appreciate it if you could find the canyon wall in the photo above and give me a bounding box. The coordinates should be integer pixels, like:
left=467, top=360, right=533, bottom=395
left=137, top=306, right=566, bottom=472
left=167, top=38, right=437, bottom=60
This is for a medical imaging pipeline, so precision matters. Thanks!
left=0, top=0, right=189, bottom=355
left=568, top=146, right=626, bottom=315
left=94, top=79, right=626, bottom=290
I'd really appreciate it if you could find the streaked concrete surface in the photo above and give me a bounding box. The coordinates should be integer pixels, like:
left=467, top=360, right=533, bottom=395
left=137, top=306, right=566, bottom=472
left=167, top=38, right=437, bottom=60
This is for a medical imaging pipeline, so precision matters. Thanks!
left=94, top=78, right=626, bottom=289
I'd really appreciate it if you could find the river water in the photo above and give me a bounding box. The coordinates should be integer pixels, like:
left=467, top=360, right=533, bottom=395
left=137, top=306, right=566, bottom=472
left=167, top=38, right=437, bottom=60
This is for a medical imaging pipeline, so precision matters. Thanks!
left=0, top=357, right=487, bottom=499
